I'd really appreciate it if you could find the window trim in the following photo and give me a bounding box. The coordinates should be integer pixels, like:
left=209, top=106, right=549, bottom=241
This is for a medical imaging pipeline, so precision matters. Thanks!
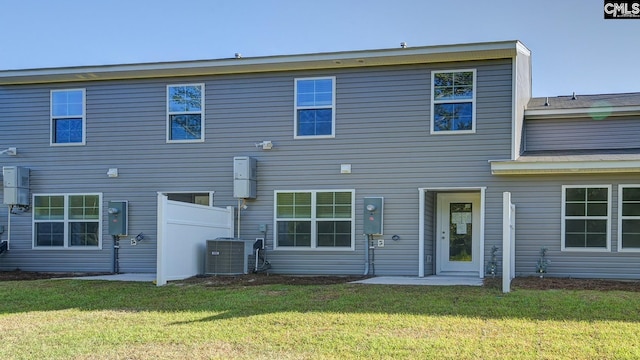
left=50, top=88, right=86, bottom=146
left=32, top=193, right=103, bottom=250
left=618, top=184, right=640, bottom=253
left=430, top=69, right=476, bottom=135
left=273, top=189, right=355, bottom=251
left=166, top=83, right=205, bottom=143
left=561, top=185, right=611, bottom=252
left=293, top=76, right=336, bottom=139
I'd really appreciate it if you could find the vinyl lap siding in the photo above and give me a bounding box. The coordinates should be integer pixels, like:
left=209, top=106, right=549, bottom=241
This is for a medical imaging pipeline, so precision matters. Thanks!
left=502, top=174, right=640, bottom=279
left=526, top=116, right=640, bottom=152
left=0, top=59, right=514, bottom=275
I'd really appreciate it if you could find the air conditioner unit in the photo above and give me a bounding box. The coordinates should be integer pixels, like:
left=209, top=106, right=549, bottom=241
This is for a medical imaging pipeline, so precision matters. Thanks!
left=205, top=238, right=254, bottom=275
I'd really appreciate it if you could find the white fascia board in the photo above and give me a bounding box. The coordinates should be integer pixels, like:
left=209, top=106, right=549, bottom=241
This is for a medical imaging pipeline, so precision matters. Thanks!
left=489, top=159, right=640, bottom=175
left=525, top=105, right=640, bottom=119
left=0, top=40, right=522, bottom=85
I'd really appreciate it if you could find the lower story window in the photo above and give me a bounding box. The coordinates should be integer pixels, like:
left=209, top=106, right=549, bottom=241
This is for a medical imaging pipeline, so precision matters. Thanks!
left=33, top=194, right=101, bottom=248
left=275, top=190, right=354, bottom=249
left=562, top=186, right=610, bottom=251
left=620, top=185, right=640, bottom=251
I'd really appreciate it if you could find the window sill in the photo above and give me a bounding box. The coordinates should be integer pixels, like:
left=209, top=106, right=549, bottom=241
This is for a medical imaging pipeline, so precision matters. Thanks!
left=430, top=130, right=476, bottom=135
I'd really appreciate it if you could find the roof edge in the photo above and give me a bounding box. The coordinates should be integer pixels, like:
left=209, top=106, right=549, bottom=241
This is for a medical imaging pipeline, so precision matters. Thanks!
left=525, top=105, right=640, bottom=119
left=0, top=40, right=524, bottom=85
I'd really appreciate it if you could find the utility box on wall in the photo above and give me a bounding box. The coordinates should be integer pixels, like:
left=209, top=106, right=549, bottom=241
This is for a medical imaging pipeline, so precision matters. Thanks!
left=233, top=156, right=257, bottom=198
left=108, top=201, right=128, bottom=236
left=2, top=166, right=30, bottom=206
left=363, top=197, right=384, bottom=235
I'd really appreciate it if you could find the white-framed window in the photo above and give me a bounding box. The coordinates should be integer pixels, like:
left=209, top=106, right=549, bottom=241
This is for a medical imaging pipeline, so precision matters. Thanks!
left=561, top=185, right=611, bottom=251
left=294, top=77, right=336, bottom=138
left=618, top=185, right=640, bottom=252
left=50, top=89, right=86, bottom=145
left=430, top=69, right=476, bottom=134
left=167, top=84, right=205, bottom=142
left=33, top=193, right=102, bottom=249
left=274, top=190, right=354, bottom=250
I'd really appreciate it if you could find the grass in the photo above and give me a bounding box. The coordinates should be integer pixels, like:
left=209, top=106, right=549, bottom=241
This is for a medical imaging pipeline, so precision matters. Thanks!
left=1, top=280, right=639, bottom=359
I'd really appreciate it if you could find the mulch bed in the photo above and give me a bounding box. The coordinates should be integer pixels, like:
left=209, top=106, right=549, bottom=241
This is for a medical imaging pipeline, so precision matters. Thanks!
left=2, top=270, right=640, bottom=291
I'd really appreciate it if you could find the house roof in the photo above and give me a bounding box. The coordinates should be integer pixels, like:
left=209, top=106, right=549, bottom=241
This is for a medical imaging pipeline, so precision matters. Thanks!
left=0, top=40, right=530, bottom=85
left=525, top=93, right=640, bottom=119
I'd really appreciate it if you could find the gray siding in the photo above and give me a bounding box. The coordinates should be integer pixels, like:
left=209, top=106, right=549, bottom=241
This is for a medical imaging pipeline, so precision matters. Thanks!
left=526, top=116, right=640, bottom=152
left=1, top=58, right=515, bottom=276
left=499, top=174, right=640, bottom=279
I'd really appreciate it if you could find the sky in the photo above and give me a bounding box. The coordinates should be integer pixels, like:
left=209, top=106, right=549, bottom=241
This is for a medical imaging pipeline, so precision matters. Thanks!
left=0, top=0, right=638, bottom=97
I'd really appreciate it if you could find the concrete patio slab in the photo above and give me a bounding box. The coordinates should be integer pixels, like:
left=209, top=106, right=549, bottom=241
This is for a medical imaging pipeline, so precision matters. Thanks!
left=352, top=275, right=483, bottom=286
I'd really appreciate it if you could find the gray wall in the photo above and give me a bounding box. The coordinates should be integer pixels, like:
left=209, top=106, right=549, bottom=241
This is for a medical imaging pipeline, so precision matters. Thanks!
left=526, top=115, right=640, bottom=152
left=1, top=58, right=515, bottom=275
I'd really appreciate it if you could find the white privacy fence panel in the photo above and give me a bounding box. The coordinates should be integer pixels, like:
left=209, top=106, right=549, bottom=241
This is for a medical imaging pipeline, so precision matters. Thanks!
left=156, top=194, right=234, bottom=286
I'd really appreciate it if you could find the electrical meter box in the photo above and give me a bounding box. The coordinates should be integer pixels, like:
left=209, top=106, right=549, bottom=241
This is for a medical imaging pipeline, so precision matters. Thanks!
left=233, top=156, right=257, bottom=198
left=2, top=166, right=30, bottom=206
left=108, top=201, right=128, bottom=236
left=363, top=197, right=384, bottom=235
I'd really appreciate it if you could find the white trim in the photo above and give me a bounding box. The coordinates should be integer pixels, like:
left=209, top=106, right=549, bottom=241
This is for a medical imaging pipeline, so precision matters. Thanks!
left=293, top=76, right=336, bottom=139
left=273, top=189, right=355, bottom=251
left=32, top=192, right=103, bottom=250
left=418, top=187, right=486, bottom=278
left=525, top=105, right=640, bottom=120
left=618, top=184, right=640, bottom=252
left=166, top=83, right=205, bottom=143
left=511, top=57, right=517, bottom=160
left=50, top=88, right=86, bottom=146
left=490, top=159, right=640, bottom=175
left=561, top=185, right=611, bottom=252
left=430, top=69, right=476, bottom=134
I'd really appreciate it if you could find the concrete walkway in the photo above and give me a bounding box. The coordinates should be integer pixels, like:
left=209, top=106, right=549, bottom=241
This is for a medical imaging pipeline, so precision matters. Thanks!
left=352, top=275, right=483, bottom=286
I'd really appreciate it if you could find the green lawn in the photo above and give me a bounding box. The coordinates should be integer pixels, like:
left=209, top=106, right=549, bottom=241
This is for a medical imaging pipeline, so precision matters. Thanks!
left=1, top=279, right=639, bottom=359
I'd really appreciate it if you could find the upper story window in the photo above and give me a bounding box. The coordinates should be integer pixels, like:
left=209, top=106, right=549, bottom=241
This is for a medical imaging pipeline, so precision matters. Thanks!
left=274, top=190, right=354, bottom=250
left=618, top=185, right=640, bottom=252
left=167, top=84, right=204, bottom=142
left=294, top=77, right=335, bottom=138
left=562, top=185, right=611, bottom=251
left=431, top=70, right=476, bottom=134
left=51, top=89, right=86, bottom=145
left=33, top=193, right=101, bottom=249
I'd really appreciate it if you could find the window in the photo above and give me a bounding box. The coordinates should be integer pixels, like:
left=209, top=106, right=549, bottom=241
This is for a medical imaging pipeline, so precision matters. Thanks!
left=619, top=185, right=640, bottom=251
left=562, top=186, right=611, bottom=251
left=51, top=89, right=86, bottom=145
left=294, top=77, right=335, bottom=138
left=33, top=194, right=101, bottom=249
left=431, top=70, right=476, bottom=133
left=275, top=190, right=354, bottom=249
left=167, top=84, right=204, bottom=142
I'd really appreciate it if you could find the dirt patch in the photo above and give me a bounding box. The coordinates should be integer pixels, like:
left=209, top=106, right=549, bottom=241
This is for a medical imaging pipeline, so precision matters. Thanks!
left=2, top=270, right=640, bottom=291
left=172, top=273, right=369, bottom=287
left=484, top=276, right=640, bottom=292
left=0, top=270, right=111, bottom=281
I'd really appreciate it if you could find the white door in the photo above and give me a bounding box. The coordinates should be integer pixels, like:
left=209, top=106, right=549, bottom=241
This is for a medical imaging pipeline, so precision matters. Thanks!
left=436, top=193, right=481, bottom=274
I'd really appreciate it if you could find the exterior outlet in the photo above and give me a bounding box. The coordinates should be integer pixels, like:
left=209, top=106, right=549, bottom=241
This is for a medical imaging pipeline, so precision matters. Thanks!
left=377, top=239, right=385, bottom=247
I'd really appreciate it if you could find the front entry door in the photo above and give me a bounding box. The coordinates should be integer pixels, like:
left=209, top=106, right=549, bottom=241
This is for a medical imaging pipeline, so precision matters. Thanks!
left=436, top=193, right=480, bottom=274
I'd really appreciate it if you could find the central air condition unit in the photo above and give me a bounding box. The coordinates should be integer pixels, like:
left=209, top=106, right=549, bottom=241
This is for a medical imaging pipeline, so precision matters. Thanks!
left=205, top=238, right=254, bottom=275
